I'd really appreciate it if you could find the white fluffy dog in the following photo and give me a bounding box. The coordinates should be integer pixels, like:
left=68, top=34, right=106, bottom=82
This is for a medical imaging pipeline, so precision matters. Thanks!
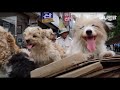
left=66, top=17, right=115, bottom=59
left=23, top=26, right=61, bottom=67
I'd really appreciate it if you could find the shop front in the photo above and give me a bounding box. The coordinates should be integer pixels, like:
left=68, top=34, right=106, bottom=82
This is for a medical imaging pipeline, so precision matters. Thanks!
left=0, top=13, right=29, bottom=48
left=0, top=12, right=60, bottom=47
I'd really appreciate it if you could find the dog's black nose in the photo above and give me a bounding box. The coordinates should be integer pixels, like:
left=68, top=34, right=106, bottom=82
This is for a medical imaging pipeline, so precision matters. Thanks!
left=26, top=40, right=30, bottom=43
left=86, top=30, right=92, bottom=36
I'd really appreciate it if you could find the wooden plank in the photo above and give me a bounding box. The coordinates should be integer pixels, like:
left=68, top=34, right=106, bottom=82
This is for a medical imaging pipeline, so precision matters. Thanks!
left=89, top=58, right=120, bottom=63
left=105, top=55, right=120, bottom=58
left=47, top=60, right=98, bottom=77
left=82, top=66, right=120, bottom=78
left=98, top=72, right=119, bottom=78
left=103, top=57, right=120, bottom=60
left=73, top=58, right=120, bottom=68
left=101, top=61, right=120, bottom=68
left=48, top=57, right=120, bottom=77
left=56, top=62, right=103, bottom=78
left=30, top=52, right=89, bottom=78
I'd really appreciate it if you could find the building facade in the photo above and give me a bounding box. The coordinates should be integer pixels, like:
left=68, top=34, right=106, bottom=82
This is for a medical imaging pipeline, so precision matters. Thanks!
left=0, top=12, right=60, bottom=48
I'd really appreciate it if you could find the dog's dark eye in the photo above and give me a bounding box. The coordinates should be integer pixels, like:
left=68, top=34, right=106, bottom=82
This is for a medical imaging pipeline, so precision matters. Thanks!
left=33, top=35, right=37, bottom=38
left=79, top=26, right=84, bottom=29
left=92, top=24, right=99, bottom=28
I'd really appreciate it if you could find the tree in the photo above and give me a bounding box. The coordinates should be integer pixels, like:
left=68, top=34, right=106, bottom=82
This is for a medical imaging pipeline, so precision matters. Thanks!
left=105, top=12, right=120, bottom=44
left=105, top=12, right=120, bottom=37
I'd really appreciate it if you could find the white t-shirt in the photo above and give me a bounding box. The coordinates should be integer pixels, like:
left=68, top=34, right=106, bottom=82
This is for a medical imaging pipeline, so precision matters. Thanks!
left=55, top=36, right=72, bottom=51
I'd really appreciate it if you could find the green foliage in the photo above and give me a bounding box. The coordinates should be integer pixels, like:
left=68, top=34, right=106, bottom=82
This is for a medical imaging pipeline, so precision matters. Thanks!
left=105, top=12, right=120, bottom=38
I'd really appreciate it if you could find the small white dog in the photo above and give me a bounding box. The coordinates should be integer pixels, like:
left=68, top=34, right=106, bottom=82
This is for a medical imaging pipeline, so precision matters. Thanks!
left=66, top=16, right=115, bottom=59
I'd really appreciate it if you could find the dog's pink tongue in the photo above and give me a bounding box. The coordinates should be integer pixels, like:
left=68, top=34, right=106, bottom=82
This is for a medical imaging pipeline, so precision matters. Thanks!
left=27, top=45, right=32, bottom=49
left=86, top=38, right=96, bottom=52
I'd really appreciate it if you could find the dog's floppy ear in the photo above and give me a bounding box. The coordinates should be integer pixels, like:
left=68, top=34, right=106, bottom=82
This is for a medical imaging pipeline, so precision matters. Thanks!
left=101, top=20, right=114, bottom=32
left=72, top=15, right=81, bottom=22
left=72, top=15, right=77, bottom=21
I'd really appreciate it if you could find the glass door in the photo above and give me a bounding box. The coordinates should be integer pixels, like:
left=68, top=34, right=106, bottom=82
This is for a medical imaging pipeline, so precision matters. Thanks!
left=0, top=16, right=17, bottom=39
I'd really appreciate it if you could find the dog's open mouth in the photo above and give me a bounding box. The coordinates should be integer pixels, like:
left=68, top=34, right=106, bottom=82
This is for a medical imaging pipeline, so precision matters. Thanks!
left=26, top=44, right=35, bottom=50
left=83, top=36, right=96, bottom=52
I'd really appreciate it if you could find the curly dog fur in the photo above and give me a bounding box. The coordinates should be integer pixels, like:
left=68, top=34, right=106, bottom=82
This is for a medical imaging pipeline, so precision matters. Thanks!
left=23, top=26, right=61, bottom=67
left=44, top=28, right=66, bottom=59
left=0, top=26, right=36, bottom=78
left=0, top=26, right=20, bottom=68
left=6, top=52, right=37, bottom=78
